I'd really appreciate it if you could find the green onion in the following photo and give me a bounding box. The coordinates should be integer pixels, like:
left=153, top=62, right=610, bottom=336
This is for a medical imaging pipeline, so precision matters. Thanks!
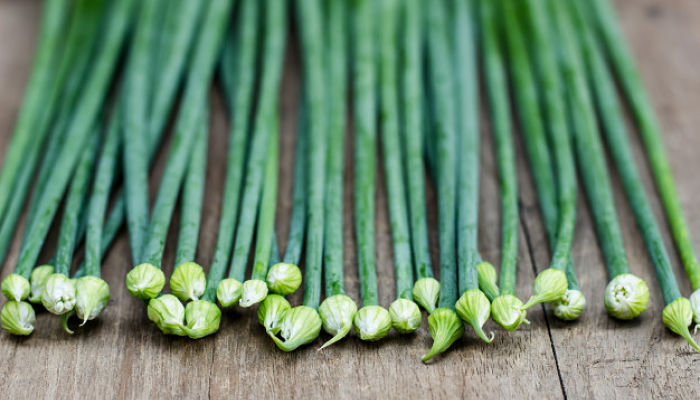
left=479, top=0, right=528, bottom=333
left=452, top=0, right=494, bottom=343
left=127, top=0, right=232, bottom=302
left=348, top=0, right=392, bottom=345
left=422, top=0, right=463, bottom=362
left=545, top=0, right=650, bottom=321
left=588, top=0, right=700, bottom=331
left=569, top=0, right=698, bottom=351
left=210, top=0, right=260, bottom=307
left=377, top=0, right=420, bottom=336
left=268, top=0, right=323, bottom=352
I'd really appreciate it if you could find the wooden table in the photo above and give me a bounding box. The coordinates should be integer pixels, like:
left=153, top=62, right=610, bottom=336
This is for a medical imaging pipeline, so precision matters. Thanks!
left=1, top=1, right=698, bottom=398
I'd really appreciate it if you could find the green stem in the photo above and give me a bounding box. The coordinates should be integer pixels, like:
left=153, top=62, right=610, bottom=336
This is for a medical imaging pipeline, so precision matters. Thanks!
left=454, top=0, right=480, bottom=295
left=426, top=0, right=458, bottom=308
left=481, top=0, right=519, bottom=296
left=322, top=0, right=348, bottom=298
left=588, top=0, right=700, bottom=291
left=352, top=0, right=378, bottom=307
left=202, top=0, right=258, bottom=302
left=545, top=0, right=630, bottom=281
left=570, top=1, right=681, bottom=304
left=284, top=98, right=307, bottom=266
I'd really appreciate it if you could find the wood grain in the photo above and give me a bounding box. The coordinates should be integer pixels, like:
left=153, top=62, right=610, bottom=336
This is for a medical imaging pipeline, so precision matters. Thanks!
left=0, top=1, right=697, bottom=399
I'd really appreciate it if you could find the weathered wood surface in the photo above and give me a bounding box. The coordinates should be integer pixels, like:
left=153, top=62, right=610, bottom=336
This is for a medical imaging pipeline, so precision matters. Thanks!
left=0, top=0, right=698, bottom=399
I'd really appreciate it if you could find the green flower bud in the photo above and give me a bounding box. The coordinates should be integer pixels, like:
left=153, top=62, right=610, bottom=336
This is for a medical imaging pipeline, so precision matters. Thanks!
left=239, top=279, right=268, bottom=308
left=41, top=273, right=76, bottom=315
left=476, top=261, right=500, bottom=301
left=184, top=300, right=222, bottom=339
left=455, top=288, right=494, bottom=343
left=74, top=277, right=110, bottom=325
left=491, top=294, right=529, bottom=331
left=147, top=294, right=186, bottom=336
left=353, top=305, right=392, bottom=341
left=523, top=268, right=568, bottom=310
left=216, top=278, right=243, bottom=308
left=422, top=308, right=464, bottom=363
left=257, top=294, right=291, bottom=333
left=169, top=262, right=206, bottom=302
left=690, top=289, right=700, bottom=333
left=2, top=273, right=30, bottom=301
left=29, top=265, right=54, bottom=303
left=266, top=263, right=302, bottom=295
left=662, top=297, right=700, bottom=352
left=268, top=306, right=322, bottom=351
left=389, top=298, right=421, bottom=334
left=318, top=294, right=357, bottom=349
left=552, top=289, right=586, bottom=321
left=1, top=301, right=36, bottom=336
left=604, top=273, right=649, bottom=320
left=412, top=278, right=440, bottom=314
left=126, top=263, right=165, bottom=300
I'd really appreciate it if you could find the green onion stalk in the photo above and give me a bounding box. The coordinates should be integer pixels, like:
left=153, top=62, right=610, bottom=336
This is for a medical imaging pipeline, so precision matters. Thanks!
left=377, top=0, right=421, bottom=336
left=479, top=0, right=528, bottom=333
left=127, top=0, right=231, bottom=308
left=267, top=0, right=324, bottom=352
left=545, top=0, right=650, bottom=321
left=2, top=0, right=135, bottom=336
left=211, top=0, right=260, bottom=309
left=453, top=0, right=494, bottom=342
left=520, top=0, right=585, bottom=321
left=422, top=0, right=464, bottom=362
left=501, top=0, right=572, bottom=313
left=588, top=0, right=700, bottom=333
left=346, top=0, right=392, bottom=345
left=569, top=0, right=698, bottom=351
left=401, top=0, right=440, bottom=315
left=317, top=0, right=356, bottom=351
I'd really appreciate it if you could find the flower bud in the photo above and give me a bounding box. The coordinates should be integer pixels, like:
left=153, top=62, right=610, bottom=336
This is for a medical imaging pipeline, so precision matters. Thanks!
left=476, top=261, right=500, bottom=301
left=689, top=289, right=700, bottom=332
left=1, top=301, right=36, bottom=336
left=257, top=294, right=291, bottom=333
left=29, top=265, right=54, bottom=303
left=41, top=273, right=76, bottom=315
left=318, top=294, right=357, bottom=349
left=75, top=276, right=110, bottom=325
left=126, top=263, right=165, bottom=300
left=523, top=268, right=568, bottom=310
left=147, top=294, right=186, bottom=336
left=662, top=297, right=700, bottom=351
left=353, top=305, right=392, bottom=341
left=2, top=273, right=30, bottom=301
left=552, top=289, right=586, bottom=321
left=169, top=262, right=206, bottom=302
left=455, top=288, right=493, bottom=343
left=412, top=278, right=440, bottom=314
left=216, top=278, right=243, bottom=308
left=604, top=273, right=649, bottom=320
left=389, top=298, right=421, bottom=334
left=266, top=263, right=302, bottom=295
left=491, top=294, right=528, bottom=331
left=239, top=280, right=268, bottom=308
left=422, top=308, right=464, bottom=362
left=184, top=300, right=222, bottom=339
left=268, top=306, right=322, bottom=351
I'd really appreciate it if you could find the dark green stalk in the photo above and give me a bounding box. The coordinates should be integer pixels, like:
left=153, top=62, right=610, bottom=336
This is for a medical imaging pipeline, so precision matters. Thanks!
left=284, top=100, right=307, bottom=266
left=352, top=0, right=378, bottom=307
left=174, top=111, right=209, bottom=267
left=401, top=0, right=432, bottom=281
left=122, top=0, right=165, bottom=264
left=227, top=0, right=286, bottom=283
left=588, top=0, right=700, bottom=291
left=322, top=0, right=347, bottom=298
left=12, top=0, right=135, bottom=279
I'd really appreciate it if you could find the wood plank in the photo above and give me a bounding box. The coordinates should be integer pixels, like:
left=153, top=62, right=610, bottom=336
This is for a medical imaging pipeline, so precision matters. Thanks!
left=517, top=0, right=700, bottom=398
